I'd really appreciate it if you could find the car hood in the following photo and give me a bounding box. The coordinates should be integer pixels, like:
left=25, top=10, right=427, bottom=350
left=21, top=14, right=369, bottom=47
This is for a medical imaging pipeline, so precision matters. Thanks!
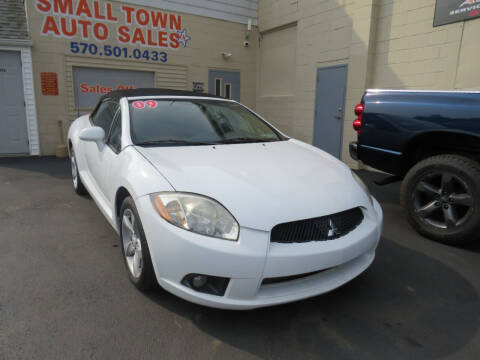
left=136, top=139, right=371, bottom=231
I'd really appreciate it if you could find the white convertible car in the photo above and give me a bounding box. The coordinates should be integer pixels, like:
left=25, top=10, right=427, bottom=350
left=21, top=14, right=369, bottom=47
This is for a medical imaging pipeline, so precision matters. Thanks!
left=68, top=89, right=382, bottom=310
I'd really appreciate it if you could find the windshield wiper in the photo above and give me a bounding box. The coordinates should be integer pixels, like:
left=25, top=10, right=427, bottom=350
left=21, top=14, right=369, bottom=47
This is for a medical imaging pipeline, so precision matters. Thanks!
left=135, top=139, right=218, bottom=146
left=220, top=137, right=279, bottom=144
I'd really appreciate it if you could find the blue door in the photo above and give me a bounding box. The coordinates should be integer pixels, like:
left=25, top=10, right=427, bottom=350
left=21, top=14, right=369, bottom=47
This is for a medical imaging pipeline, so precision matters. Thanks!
left=208, top=70, right=240, bottom=101
left=313, top=65, right=348, bottom=159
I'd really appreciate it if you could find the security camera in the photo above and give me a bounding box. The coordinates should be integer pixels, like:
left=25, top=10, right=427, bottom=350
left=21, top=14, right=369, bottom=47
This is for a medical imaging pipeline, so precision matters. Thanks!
left=243, top=40, right=249, bottom=48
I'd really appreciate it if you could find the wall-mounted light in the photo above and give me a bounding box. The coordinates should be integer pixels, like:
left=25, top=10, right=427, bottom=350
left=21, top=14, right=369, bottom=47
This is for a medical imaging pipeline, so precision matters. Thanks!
left=244, top=18, right=252, bottom=47
left=222, top=52, right=232, bottom=60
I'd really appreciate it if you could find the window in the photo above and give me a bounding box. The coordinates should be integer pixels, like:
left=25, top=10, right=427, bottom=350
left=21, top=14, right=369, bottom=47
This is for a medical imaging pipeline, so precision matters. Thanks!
left=129, top=99, right=285, bottom=146
left=224, top=83, right=232, bottom=99
left=215, top=78, right=222, bottom=97
left=91, top=99, right=119, bottom=135
left=107, top=110, right=122, bottom=152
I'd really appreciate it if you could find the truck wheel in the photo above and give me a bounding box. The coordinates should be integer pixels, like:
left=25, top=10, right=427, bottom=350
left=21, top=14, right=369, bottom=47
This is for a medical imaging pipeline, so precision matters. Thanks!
left=401, top=154, right=480, bottom=245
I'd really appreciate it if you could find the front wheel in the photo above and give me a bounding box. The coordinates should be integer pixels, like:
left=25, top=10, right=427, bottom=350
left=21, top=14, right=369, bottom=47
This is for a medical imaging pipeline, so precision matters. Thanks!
left=70, top=147, right=87, bottom=195
left=401, top=154, right=480, bottom=245
left=120, top=197, right=157, bottom=291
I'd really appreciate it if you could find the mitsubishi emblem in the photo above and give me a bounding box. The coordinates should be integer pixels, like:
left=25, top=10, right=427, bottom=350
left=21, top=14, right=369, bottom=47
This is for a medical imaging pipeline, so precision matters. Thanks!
left=327, top=219, right=340, bottom=238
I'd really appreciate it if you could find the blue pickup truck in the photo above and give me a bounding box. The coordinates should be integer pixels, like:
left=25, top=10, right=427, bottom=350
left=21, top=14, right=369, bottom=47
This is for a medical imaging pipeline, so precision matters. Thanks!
left=350, top=89, right=480, bottom=245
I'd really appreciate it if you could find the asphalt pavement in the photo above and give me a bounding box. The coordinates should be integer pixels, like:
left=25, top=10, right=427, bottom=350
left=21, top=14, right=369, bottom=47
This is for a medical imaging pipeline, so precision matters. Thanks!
left=0, top=156, right=479, bottom=360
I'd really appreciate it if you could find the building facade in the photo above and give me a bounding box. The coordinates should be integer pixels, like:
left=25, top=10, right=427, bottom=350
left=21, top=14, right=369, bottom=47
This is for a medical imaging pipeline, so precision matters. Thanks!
left=256, top=0, right=480, bottom=167
left=0, top=0, right=479, bottom=167
left=23, top=0, right=259, bottom=156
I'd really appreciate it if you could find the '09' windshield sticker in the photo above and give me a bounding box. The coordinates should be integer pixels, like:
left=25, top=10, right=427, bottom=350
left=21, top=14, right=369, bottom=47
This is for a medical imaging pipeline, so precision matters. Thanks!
left=132, top=100, right=158, bottom=109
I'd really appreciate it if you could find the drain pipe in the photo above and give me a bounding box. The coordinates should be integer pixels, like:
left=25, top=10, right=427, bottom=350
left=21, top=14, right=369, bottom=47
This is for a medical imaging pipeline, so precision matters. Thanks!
left=55, top=119, right=68, bottom=158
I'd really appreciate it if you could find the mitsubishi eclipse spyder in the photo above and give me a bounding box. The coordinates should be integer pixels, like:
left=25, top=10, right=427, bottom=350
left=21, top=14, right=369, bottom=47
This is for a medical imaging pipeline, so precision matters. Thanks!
left=68, top=88, right=383, bottom=310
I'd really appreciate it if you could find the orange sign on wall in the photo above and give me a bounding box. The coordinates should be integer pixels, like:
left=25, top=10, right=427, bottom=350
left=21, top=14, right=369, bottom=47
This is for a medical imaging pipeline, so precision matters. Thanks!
left=40, top=72, right=59, bottom=95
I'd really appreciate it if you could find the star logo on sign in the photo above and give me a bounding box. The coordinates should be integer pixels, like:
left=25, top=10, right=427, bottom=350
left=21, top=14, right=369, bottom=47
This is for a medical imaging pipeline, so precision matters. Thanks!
left=177, top=28, right=191, bottom=47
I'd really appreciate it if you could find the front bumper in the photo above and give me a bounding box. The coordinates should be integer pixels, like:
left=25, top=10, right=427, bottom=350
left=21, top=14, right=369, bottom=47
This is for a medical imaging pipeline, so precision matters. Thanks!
left=137, top=196, right=383, bottom=310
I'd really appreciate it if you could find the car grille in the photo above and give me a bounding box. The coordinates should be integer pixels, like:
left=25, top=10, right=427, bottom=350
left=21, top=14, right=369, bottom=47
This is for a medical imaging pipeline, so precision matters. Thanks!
left=270, top=207, right=364, bottom=243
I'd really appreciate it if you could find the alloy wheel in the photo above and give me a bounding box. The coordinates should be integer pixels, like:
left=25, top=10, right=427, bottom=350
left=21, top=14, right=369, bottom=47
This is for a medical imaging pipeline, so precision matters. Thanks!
left=413, top=171, right=474, bottom=230
left=70, top=151, right=78, bottom=188
left=122, top=209, right=143, bottom=279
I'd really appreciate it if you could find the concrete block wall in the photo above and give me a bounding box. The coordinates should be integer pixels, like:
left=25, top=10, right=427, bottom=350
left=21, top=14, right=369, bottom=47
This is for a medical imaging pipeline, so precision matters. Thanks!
left=257, top=0, right=362, bottom=165
left=343, top=0, right=377, bottom=167
left=257, top=0, right=299, bottom=31
left=452, top=18, right=480, bottom=89
left=257, top=0, right=480, bottom=168
left=371, top=0, right=465, bottom=90
left=257, top=0, right=357, bottom=147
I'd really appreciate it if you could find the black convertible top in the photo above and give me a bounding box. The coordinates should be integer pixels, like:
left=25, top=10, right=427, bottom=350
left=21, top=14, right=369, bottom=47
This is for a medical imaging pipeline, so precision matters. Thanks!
left=101, top=88, right=223, bottom=101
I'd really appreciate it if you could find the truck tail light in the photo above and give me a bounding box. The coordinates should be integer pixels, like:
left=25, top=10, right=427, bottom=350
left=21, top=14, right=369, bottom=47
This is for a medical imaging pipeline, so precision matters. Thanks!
left=353, top=103, right=364, bottom=134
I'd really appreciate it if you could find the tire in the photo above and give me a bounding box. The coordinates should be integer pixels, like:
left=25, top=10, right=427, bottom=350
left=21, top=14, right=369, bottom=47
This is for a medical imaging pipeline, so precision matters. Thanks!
left=120, top=196, right=157, bottom=291
left=400, top=154, right=480, bottom=245
left=69, top=147, right=87, bottom=195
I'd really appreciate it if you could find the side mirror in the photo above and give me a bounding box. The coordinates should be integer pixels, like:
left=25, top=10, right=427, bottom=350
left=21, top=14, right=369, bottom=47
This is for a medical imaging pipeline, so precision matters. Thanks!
left=79, top=127, right=105, bottom=144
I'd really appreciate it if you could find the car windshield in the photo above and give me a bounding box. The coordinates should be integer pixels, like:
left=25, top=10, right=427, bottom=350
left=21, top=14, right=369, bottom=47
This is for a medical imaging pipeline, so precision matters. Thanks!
left=129, top=99, right=285, bottom=146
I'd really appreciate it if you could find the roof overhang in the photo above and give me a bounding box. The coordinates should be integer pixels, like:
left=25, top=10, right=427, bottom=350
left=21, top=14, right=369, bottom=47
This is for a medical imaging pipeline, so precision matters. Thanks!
left=0, top=38, right=33, bottom=47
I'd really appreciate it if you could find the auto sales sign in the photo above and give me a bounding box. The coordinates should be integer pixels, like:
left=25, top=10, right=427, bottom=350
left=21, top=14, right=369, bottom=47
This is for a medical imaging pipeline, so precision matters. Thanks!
left=34, top=0, right=191, bottom=51
left=434, top=0, right=480, bottom=26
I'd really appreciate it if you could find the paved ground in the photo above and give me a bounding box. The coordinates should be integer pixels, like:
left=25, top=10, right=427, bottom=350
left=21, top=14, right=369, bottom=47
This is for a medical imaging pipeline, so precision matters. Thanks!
left=0, top=157, right=479, bottom=360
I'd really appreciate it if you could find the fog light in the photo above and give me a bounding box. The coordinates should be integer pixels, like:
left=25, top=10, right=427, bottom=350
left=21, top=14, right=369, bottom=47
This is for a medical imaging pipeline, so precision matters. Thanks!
left=192, top=275, right=208, bottom=288
left=181, top=273, right=230, bottom=296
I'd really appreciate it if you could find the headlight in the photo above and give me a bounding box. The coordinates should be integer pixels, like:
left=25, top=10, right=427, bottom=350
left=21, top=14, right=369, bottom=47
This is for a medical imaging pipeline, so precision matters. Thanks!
left=351, top=171, right=373, bottom=205
left=150, top=192, right=239, bottom=241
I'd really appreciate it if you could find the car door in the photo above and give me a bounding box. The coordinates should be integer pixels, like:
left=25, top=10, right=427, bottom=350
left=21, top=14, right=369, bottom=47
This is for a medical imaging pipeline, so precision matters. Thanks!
left=101, top=108, right=123, bottom=205
left=83, top=98, right=119, bottom=203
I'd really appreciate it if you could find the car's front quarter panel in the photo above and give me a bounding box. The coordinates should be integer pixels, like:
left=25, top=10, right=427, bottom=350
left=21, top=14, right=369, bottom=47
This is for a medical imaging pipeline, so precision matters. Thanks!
left=136, top=193, right=270, bottom=280
left=106, top=146, right=175, bottom=229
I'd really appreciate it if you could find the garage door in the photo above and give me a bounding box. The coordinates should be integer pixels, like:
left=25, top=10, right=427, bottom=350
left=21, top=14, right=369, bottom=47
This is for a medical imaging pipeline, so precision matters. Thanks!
left=73, top=67, right=154, bottom=109
left=0, top=50, right=29, bottom=154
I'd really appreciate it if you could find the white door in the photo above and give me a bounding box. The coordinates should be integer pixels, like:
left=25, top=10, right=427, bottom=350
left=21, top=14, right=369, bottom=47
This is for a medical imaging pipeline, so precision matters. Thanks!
left=83, top=99, right=120, bottom=203
left=0, top=51, right=29, bottom=154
